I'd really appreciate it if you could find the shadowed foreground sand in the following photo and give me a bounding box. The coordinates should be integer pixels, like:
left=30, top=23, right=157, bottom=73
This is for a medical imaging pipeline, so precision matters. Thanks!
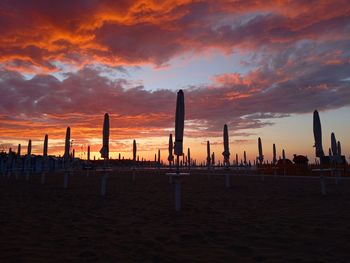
left=1, top=171, right=350, bottom=262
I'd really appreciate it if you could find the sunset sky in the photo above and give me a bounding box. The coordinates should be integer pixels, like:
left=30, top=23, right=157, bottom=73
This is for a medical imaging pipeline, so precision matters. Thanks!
left=0, top=0, right=349, bottom=163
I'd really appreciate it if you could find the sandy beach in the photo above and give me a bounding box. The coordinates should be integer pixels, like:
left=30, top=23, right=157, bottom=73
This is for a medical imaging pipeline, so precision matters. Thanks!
left=1, top=171, right=349, bottom=262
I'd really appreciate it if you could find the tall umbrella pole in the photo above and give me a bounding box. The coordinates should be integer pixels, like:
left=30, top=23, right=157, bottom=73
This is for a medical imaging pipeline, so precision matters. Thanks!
left=133, top=139, right=137, bottom=181
left=174, top=90, right=185, bottom=211
left=41, top=134, right=48, bottom=184
left=222, top=124, right=230, bottom=187
left=25, top=140, right=32, bottom=181
left=168, top=134, right=174, bottom=168
left=100, top=113, right=109, bottom=196
left=258, top=137, right=264, bottom=181
left=63, top=127, right=70, bottom=189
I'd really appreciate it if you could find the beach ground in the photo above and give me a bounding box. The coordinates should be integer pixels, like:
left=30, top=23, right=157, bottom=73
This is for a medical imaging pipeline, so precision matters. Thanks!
left=0, top=170, right=349, bottom=262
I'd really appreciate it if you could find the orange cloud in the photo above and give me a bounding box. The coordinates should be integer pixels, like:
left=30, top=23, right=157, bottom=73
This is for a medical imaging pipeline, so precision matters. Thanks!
left=0, top=0, right=349, bottom=72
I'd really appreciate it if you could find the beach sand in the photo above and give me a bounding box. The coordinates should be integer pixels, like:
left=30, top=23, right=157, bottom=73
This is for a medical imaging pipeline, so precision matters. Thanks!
left=0, top=170, right=349, bottom=262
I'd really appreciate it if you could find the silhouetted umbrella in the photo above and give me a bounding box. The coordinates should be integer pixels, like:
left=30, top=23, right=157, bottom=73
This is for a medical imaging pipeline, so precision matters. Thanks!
left=331, top=132, right=337, bottom=156
left=43, top=134, right=48, bottom=157
left=27, top=140, right=32, bottom=156
left=64, top=127, right=70, bottom=160
left=17, top=144, right=21, bottom=157
left=87, top=145, right=90, bottom=161
left=206, top=141, right=211, bottom=166
left=313, top=110, right=324, bottom=158
left=25, top=140, right=32, bottom=180
left=174, top=90, right=184, bottom=156
left=158, top=149, right=160, bottom=164
left=100, top=113, right=109, bottom=159
left=133, top=139, right=137, bottom=162
left=244, top=151, right=247, bottom=165
left=187, top=148, right=190, bottom=166
left=273, top=143, right=277, bottom=165
left=222, top=124, right=230, bottom=166
left=168, top=134, right=174, bottom=164
left=337, top=141, right=341, bottom=156
left=258, top=137, right=263, bottom=164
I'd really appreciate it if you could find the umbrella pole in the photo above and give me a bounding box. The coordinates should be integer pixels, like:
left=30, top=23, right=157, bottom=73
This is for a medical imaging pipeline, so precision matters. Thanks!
left=25, top=158, right=30, bottom=181
left=63, top=158, right=69, bottom=189
left=101, top=158, right=108, bottom=196
left=225, top=173, right=230, bottom=188
left=41, top=157, right=46, bottom=185
left=320, top=167, right=326, bottom=196
left=175, top=154, right=181, bottom=211
left=176, top=155, right=180, bottom=175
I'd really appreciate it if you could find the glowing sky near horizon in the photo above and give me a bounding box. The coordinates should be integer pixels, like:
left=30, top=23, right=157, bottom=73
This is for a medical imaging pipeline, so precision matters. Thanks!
left=0, top=0, right=349, bottom=163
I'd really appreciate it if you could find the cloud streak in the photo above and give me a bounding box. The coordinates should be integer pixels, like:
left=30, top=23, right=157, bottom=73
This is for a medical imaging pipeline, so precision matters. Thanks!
left=0, top=0, right=349, bottom=72
left=1, top=40, right=349, bottom=141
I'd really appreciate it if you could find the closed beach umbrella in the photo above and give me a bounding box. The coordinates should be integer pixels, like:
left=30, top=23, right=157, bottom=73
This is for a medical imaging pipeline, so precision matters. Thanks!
left=331, top=132, right=337, bottom=156
left=174, top=90, right=184, bottom=156
left=187, top=148, right=190, bottom=166
left=100, top=113, right=109, bottom=159
left=206, top=141, right=211, bottom=166
left=313, top=110, right=324, bottom=158
left=17, top=144, right=21, bottom=157
left=133, top=139, right=137, bottom=162
left=337, top=141, right=341, bottom=156
left=272, top=144, right=277, bottom=165
left=25, top=140, right=32, bottom=177
left=43, top=134, right=48, bottom=157
left=168, top=134, right=174, bottom=163
left=244, top=151, right=247, bottom=165
left=87, top=145, right=90, bottom=161
left=64, top=127, right=70, bottom=160
left=258, top=137, right=263, bottom=164
left=222, top=124, right=230, bottom=166
left=27, top=140, right=32, bottom=156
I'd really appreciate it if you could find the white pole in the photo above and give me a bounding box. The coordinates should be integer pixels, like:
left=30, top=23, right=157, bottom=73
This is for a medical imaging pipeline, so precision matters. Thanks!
left=132, top=168, right=136, bottom=181
left=101, top=159, right=108, bottom=196
left=41, top=172, right=46, bottom=185
left=225, top=174, right=230, bottom=188
left=169, top=174, right=173, bottom=184
left=15, top=169, right=18, bottom=180
left=101, top=173, right=107, bottom=196
left=320, top=174, right=326, bottom=195
left=335, top=170, right=339, bottom=185
left=175, top=177, right=181, bottom=212
left=26, top=168, right=30, bottom=181
left=64, top=171, right=69, bottom=189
